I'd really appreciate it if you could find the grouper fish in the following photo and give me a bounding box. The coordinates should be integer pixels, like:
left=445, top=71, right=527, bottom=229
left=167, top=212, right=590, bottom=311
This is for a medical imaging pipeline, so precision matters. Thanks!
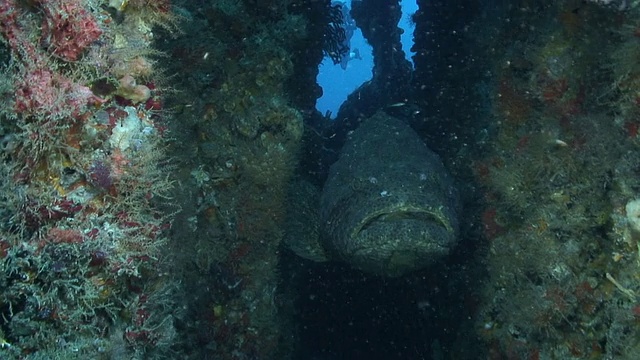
left=285, top=111, right=459, bottom=277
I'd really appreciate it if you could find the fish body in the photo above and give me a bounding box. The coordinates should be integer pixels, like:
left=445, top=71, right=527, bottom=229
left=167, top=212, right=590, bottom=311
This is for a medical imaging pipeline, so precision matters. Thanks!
left=286, top=112, right=459, bottom=277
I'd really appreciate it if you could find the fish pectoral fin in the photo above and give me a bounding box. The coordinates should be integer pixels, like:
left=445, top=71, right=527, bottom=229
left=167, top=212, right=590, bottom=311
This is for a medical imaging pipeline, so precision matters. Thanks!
left=283, top=179, right=331, bottom=262
left=284, top=235, right=331, bottom=263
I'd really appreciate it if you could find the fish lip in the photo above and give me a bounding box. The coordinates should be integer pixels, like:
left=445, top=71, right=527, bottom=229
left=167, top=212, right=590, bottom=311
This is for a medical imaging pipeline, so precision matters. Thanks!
left=355, top=206, right=450, bottom=235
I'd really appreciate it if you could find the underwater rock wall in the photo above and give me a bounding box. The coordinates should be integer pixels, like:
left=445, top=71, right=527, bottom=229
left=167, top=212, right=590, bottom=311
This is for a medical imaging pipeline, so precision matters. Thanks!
left=461, top=1, right=640, bottom=358
left=156, top=0, right=306, bottom=358
left=0, top=0, right=308, bottom=357
left=0, top=0, right=179, bottom=358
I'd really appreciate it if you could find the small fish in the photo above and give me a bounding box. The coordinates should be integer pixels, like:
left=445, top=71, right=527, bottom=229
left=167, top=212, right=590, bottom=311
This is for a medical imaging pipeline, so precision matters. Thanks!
left=388, top=102, right=407, bottom=107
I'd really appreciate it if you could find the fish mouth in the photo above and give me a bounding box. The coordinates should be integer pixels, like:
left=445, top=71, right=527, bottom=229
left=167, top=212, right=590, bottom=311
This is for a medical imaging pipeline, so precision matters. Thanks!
left=347, top=207, right=456, bottom=276
left=356, top=208, right=449, bottom=234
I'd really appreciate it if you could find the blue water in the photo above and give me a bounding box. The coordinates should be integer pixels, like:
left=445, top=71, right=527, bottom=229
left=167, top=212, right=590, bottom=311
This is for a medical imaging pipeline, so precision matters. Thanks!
left=316, top=0, right=417, bottom=118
